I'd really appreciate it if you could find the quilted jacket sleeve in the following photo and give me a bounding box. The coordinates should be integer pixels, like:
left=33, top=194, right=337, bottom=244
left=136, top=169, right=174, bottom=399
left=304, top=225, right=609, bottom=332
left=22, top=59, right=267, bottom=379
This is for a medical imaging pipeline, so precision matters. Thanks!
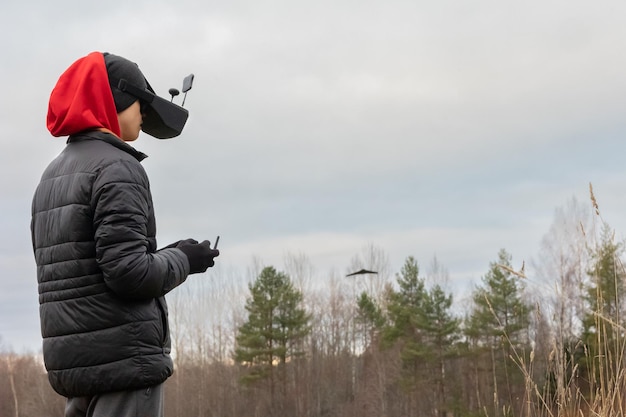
left=91, top=158, right=190, bottom=299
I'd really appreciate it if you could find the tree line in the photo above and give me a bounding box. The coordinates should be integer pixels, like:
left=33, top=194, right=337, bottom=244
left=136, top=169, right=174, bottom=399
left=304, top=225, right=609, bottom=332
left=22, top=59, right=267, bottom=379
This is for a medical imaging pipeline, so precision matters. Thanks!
left=2, top=196, right=626, bottom=416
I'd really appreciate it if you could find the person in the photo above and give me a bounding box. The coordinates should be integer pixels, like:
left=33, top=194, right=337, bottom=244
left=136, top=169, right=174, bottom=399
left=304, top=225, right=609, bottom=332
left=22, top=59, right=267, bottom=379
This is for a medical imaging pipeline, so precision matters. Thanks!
left=30, top=51, right=219, bottom=417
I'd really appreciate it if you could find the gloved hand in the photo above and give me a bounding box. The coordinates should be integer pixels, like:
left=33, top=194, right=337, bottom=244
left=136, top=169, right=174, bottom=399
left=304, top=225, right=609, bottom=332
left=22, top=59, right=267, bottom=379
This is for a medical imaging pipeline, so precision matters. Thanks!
left=178, top=240, right=220, bottom=274
left=159, top=238, right=199, bottom=250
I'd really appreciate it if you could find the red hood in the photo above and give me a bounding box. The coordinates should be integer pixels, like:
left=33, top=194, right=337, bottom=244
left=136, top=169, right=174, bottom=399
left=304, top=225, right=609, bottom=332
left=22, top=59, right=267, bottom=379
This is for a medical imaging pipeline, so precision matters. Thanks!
left=47, top=52, right=121, bottom=137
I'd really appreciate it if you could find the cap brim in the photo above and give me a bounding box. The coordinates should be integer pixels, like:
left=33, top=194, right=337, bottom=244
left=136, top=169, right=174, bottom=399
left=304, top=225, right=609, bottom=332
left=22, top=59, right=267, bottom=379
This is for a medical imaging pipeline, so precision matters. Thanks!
left=142, top=95, right=189, bottom=139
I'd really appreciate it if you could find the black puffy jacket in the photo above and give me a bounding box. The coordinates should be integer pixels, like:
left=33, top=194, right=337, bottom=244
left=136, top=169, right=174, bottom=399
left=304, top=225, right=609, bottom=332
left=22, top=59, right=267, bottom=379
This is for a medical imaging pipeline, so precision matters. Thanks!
left=31, top=131, right=190, bottom=397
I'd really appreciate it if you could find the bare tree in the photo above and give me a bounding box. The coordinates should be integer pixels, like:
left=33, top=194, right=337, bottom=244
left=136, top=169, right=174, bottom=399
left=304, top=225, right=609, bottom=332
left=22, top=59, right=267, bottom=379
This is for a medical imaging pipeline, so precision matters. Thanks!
left=0, top=351, right=64, bottom=417
left=533, top=196, right=592, bottom=342
left=4, top=354, right=18, bottom=417
left=306, top=269, right=355, bottom=415
left=426, top=255, right=450, bottom=290
left=531, top=196, right=593, bottom=414
left=167, top=264, right=247, bottom=417
left=284, top=251, right=315, bottom=296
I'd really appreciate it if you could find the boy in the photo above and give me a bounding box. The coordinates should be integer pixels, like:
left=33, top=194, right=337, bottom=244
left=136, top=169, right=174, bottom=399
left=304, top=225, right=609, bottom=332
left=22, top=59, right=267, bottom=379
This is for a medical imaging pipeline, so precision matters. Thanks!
left=31, top=51, right=218, bottom=417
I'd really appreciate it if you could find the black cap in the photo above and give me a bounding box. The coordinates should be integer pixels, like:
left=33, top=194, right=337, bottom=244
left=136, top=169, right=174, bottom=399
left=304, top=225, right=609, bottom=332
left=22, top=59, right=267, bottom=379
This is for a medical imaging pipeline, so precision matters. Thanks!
left=104, top=53, right=189, bottom=139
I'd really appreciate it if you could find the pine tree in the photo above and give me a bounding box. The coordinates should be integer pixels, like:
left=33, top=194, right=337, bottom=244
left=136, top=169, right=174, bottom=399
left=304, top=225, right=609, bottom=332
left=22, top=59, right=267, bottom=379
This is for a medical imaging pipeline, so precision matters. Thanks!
left=579, top=223, right=626, bottom=391
left=383, top=256, right=426, bottom=347
left=381, top=256, right=426, bottom=400
left=234, top=266, right=311, bottom=394
left=422, top=284, right=461, bottom=411
left=583, top=223, right=625, bottom=332
left=465, top=249, right=531, bottom=348
left=356, top=290, right=385, bottom=349
left=464, top=248, right=532, bottom=417
left=381, top=256, right=461, bottom=415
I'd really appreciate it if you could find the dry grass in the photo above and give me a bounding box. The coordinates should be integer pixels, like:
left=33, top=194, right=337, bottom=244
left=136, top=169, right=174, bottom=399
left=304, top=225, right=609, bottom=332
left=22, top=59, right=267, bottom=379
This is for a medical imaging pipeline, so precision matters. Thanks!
left=494, top=183, right=626, bottom=417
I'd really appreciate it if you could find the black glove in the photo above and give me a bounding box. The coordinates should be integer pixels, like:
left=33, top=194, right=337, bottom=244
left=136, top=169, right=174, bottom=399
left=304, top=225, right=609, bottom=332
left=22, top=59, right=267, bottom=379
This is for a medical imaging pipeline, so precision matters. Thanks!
left=179, top=240, right=220, bottom=274
left=159, top=238, right=198, bottom=250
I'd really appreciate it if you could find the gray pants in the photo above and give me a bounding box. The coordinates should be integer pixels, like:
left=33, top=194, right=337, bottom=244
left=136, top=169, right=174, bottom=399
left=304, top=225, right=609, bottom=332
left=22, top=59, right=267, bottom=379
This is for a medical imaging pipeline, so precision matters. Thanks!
left=65, top=384, right=164, bottom=417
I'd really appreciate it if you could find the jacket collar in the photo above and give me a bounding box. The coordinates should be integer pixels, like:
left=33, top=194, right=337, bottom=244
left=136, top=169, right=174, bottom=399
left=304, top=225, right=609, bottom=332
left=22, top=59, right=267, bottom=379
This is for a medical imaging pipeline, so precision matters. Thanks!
left=67, top=130, right=148, bottom=162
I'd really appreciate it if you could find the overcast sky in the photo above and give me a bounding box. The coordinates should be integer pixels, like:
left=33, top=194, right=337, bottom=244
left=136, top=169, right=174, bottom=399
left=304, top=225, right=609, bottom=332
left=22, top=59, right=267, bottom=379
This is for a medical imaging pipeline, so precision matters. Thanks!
left=2, top=0, right=626, bottom=352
